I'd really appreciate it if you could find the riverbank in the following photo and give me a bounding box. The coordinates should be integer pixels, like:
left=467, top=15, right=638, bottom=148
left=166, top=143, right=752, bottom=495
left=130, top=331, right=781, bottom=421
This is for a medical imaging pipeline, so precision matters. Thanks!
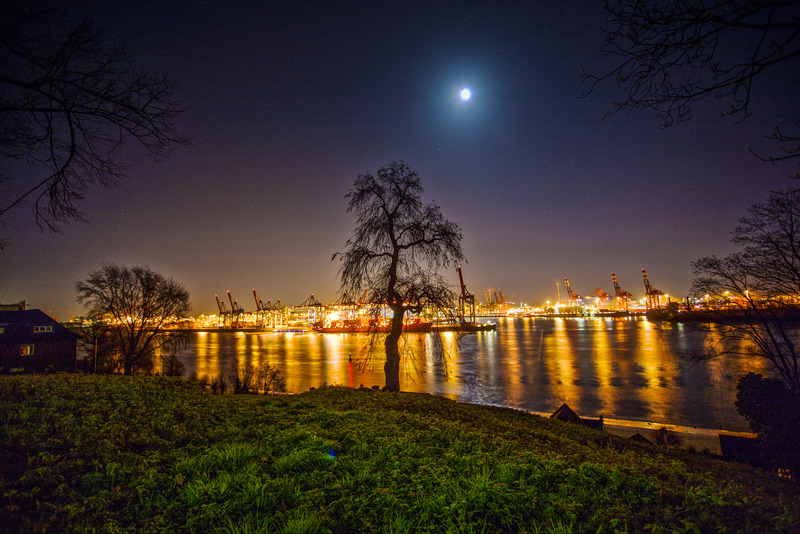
left=527, top=410, right=755, bottom=455
left=602, top=417, right=755, bottom=455
left=1, top=375, right=797, bottom=533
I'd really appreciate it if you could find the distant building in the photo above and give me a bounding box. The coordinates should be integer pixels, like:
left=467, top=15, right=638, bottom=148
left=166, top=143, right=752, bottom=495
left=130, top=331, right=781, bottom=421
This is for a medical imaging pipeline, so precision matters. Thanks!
left=0, top=301, right=27, bottom=312
left=0, top=308, right=79, bottom=373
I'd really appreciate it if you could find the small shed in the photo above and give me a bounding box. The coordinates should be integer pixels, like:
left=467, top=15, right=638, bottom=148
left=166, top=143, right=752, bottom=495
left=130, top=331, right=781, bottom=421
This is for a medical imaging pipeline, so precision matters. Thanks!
left=550, top=403, right=605, bottom=431
left=627, top=431, right=654, bottom=445
left=0, top=309, right=79, bottom=373
left=551, top=403, right=581, bottom=423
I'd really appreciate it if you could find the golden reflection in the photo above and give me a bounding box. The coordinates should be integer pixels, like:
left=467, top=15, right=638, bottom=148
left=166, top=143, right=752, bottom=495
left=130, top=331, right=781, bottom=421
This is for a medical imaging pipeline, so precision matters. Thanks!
left=499, top=317, right=525, bottom=407
left=592, top=319, right=613, bottom=415
left=637, top=319, right=676, bottom=421
left=546, top=318, right=579, bottom=410
left=179, top=318, right=762, bottom=431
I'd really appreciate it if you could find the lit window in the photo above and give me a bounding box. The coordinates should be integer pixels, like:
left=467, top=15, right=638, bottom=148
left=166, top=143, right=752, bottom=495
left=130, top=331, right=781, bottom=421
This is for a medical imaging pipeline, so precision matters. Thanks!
left=20, top=345, right=34, bottom=356
left=33, top=325, right=53, bottom=333
left=0, top=327, right=4, bottom=334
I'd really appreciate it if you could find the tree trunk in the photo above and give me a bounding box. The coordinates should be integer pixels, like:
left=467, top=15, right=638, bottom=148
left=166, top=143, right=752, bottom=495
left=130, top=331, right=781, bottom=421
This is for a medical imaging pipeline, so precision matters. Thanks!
left=384, top=309, right=404, bottom=392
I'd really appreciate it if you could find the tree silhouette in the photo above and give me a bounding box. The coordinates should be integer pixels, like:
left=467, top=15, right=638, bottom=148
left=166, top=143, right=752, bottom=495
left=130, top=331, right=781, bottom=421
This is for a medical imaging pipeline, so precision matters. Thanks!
left=334, top=162, right=464, bottom=391
left=76, top=264, right=191, bottom=375
left=0, top=7, right=190, bottom=246
left=691, top=188, right=800, bottom=393
left=582, top=0, right=800, bottom=175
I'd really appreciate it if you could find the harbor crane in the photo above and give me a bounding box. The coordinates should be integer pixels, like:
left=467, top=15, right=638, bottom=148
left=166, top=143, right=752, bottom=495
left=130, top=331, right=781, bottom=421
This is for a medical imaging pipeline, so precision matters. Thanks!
left=564, top=278, right=580, bottom=305
left=253, top=289, right=280, bottom=327
left=253, top=289, right=265, bottom=312
left=215, top=294, right=231, bottom=325
left=591, top=288, right=610, bottom=308
left=642, top=269, right=665, bottom=309
left=296, top=294, right=325, bottom=323
left=227, top=291, right=245, bottom=328
left=611, top=273, right=632, bottom=311
left=457, top=265, right=476, bottom=323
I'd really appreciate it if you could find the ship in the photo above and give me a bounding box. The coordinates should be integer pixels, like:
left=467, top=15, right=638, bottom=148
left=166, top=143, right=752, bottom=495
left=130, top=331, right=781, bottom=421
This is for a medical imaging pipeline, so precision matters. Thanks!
left=312, top=318, right=433, bottom=333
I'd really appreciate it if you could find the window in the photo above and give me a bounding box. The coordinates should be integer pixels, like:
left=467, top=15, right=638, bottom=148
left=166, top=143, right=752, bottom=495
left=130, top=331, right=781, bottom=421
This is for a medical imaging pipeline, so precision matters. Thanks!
left=0, top=326, right=4, bottom=334
left=20, top=344, right=34, bottom=356
left=33, top=325, right=53, bottom=333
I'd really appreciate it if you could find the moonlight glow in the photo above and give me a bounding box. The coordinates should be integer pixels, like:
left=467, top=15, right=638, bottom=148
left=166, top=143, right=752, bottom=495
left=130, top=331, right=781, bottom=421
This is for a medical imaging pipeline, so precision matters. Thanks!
left=459, top=87, right=472, bottom=101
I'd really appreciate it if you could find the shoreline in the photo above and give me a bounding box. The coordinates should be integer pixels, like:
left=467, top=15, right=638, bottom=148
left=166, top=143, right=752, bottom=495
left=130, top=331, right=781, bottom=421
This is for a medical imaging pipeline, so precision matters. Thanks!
left=530, top=410, right=755, bottom=454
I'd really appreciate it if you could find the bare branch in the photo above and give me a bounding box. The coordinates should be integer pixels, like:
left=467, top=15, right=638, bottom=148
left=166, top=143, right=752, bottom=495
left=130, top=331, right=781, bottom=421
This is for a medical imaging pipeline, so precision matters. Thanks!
left=333, top=161, right=464, bottom=391
left=0, top=7, right=190, bottom=245
left=75, top=263, right=191, bottom=375
left=690, top=188, right=800, bottom=392
left=582, top=0, right=800, bottom=174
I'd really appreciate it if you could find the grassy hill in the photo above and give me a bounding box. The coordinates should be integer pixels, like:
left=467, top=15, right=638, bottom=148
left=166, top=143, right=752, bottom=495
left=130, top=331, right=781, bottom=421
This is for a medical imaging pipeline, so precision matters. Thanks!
left=1, top=375, right=798, bottom=533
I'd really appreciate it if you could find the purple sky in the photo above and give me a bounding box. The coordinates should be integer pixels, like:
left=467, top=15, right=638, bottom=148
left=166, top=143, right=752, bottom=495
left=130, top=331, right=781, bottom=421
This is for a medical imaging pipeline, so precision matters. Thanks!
left=1, top=1, right=796, bottom=319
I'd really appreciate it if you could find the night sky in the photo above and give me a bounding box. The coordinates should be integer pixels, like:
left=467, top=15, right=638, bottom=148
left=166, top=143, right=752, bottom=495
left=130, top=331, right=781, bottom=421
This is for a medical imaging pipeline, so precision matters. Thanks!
left=1, top=1, right=796, bottom=319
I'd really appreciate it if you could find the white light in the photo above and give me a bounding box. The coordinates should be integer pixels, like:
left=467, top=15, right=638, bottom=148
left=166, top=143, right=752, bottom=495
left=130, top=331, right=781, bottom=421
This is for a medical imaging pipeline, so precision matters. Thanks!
left=459, top=87, right=472, bottom=101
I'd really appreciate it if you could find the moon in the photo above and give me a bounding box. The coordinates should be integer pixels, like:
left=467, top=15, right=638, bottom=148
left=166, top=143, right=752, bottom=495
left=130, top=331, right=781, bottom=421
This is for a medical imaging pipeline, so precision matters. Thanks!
left=459, top=87, right=472, bottom=101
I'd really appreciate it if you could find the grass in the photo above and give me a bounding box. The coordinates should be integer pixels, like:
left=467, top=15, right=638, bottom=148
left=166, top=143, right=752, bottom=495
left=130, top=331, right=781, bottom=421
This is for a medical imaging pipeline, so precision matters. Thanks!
left=1, top=375, right=799, bottom=533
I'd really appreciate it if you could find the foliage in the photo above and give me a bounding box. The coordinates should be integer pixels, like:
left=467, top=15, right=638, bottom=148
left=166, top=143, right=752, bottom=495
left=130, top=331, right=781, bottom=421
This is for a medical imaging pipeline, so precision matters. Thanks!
left=582, top=0, right=800, bottom=175
left=75, top=264, right=191, bottom=375
left=74, top=321, right=125, bottom=374
left=653, top=427, right=682, bottom=449
left=258, top=362, right=287, bottom=394
left=736, top=372, right=800, bottom=472
left=691, top=188, right=800, bottom=393
left=226, top=363, right=286, bottom=395
left=160, top=353, right=186, bottom=377
left=1, top=376, right=798, bottom=533
left=228, top=363, right=257, bottom=394
left=0, top=6, right=190, bottom=246
left=333, top=161, right=464, bottom=391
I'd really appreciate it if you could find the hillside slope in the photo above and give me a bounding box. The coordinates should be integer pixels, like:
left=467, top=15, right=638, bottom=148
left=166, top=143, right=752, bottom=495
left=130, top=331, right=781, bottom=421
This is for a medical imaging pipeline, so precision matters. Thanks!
left=1, top=375, right=798, bottom=533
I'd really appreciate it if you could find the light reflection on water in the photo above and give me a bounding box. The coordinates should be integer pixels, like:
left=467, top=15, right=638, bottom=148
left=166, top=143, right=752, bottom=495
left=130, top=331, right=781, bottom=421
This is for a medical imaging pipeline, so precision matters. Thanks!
left=177, top=317, right=770, bottom=431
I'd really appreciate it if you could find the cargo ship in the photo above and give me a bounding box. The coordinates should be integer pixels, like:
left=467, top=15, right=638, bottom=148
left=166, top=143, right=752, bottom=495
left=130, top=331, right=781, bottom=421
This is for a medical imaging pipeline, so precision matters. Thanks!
left=312, top=318, right=432, bottom=333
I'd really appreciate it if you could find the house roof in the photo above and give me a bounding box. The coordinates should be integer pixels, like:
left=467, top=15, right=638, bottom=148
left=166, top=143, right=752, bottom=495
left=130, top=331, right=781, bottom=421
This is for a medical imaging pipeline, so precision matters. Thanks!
left=550, top=403, right=581, bottom=423
left=0, top=309, right=80, bottom=343
left=627, top=431, right=654, bottom=445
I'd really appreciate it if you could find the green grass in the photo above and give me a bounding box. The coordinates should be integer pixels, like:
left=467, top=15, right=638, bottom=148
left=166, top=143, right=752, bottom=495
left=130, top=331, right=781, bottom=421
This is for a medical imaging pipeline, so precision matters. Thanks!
left=1, top=375, right=798, bottom=533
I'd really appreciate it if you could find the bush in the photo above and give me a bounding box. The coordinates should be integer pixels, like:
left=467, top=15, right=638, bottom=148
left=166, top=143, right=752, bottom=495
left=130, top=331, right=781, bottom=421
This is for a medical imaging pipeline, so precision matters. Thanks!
left=736, top=372, right=800, bottom=472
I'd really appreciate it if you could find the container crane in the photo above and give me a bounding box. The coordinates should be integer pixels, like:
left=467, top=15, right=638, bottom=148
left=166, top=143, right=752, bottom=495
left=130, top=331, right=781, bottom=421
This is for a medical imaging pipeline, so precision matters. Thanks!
left=642, top=269, right=665, bottom=309
left=254, top=289, right=275, bottom=327
left=457, top=265, right=476, bottom=323
left=215, top=295, right=231, bottom=326
left=591, top=288, right=610, bottom=308
left=564, top=278, right=580, bottom=305
left=227, top=291, right=245, bottom=327
left=611, top=273, right=632, bottom=311
left=296, top=294, right=325, bottom=324
left=253, top=289, right=263, bottom=312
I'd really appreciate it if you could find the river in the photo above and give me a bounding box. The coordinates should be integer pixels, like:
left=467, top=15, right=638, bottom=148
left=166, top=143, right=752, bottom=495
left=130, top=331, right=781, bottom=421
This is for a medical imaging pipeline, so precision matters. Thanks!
left=176, top=316, right=769, bottom=432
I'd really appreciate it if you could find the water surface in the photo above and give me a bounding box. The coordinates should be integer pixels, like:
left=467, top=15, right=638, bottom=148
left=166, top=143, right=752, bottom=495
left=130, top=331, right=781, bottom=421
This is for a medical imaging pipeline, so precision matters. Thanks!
left=177, top=317, right=769, bottom=431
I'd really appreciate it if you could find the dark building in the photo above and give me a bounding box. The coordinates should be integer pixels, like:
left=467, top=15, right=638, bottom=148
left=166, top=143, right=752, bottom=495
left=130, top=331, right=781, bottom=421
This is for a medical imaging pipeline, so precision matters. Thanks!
left=0, top=307, right=79, bottom=373
left=550, top=403, right=605, bottom=431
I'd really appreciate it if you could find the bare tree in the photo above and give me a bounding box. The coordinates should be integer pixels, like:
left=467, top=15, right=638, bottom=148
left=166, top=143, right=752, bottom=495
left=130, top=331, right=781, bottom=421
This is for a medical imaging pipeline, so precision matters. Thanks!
left=690, top=188, right=800, bottom=393
left=582, top=0, right=800, bottom=175
left=333, top=162, right=464, bottom=392
left=75, top=264, right=191, bottom=375
left=691, top=189, right=800, bottom=470
left=258, top=362, right=287, bottom=394
left=0, top=7, right=189, bottom=246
